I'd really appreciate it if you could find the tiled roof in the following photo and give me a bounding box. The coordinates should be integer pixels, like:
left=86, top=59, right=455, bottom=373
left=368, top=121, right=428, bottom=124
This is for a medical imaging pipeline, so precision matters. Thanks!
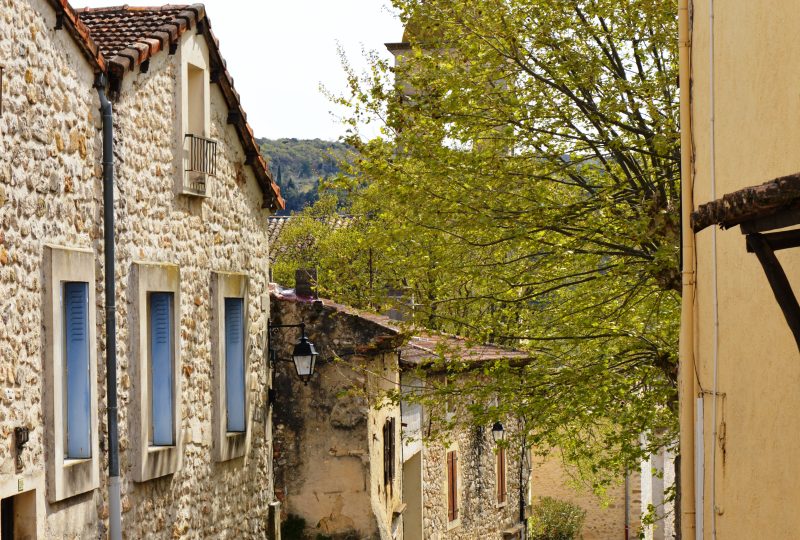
left=270, top=284, right=532, bottom=371
left=75, top=5, right=200, bottom=76
left=46, top=0, right=106, bottom=71
left=268, top=216, right=291, bottom=249
left=64, top=3, right=283, bottom=211
left=268, top=214, right=355, bottom=263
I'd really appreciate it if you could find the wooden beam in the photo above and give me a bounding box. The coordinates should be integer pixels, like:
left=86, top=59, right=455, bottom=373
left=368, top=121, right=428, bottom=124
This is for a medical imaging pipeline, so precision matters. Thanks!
left=746, top=233, right=800, bottom=351
left=745, top=228, right=800, bottom=253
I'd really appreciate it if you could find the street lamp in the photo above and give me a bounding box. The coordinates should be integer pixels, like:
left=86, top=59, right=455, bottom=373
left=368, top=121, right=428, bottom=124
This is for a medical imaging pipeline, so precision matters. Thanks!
left=491, top=421, right=505, bottom=444
left=268, top=320, right=319, bottom=385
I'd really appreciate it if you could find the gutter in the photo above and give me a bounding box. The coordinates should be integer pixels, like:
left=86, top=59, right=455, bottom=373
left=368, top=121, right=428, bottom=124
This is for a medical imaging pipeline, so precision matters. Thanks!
left=678, top=1, right=698, bottom=538
left=95, top=73, right=122, bottom=540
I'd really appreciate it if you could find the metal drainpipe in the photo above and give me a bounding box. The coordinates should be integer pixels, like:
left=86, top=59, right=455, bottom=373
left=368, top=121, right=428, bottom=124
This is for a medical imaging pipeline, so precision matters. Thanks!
left=95, top=73, right=122, bottom=540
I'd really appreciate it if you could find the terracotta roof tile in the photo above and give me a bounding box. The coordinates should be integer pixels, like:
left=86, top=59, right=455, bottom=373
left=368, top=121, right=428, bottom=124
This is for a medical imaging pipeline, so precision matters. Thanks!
left=267, top=215, right=356, bottom=263
left=72, top=3, right=284, bottom=211
left=270, top=284, right=532, bottom=371
left=76, top=5, right=187, bottom=59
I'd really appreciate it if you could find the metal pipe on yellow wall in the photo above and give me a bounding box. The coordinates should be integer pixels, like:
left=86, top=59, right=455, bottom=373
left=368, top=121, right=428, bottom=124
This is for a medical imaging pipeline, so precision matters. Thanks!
left=678, top=0, right=698, bottom=538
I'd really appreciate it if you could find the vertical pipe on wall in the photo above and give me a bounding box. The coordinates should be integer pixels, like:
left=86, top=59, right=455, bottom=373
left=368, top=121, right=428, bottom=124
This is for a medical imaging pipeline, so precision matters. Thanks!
left=695, top=397, right=704, bottom=539
left=96, top=74, right=122, bottom=540
left=678, top=0, right=698, bottom=538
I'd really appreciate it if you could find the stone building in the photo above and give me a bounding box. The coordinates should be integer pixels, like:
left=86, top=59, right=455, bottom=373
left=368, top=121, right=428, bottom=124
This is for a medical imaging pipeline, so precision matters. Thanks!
left=270, top=285, right=405, bottom=540
left=1, top=0, right=283, bottom=537
left=268, top=277, right=533, bottom=540
left=398, top=338, right=531, bottom=540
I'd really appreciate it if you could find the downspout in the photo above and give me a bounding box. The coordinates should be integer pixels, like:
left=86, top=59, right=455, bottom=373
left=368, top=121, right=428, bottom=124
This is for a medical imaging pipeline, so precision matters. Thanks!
left=678, top=1, right=698, bottom=539
left=95, top=74, right=122, bottom=540
left=624, top=469, right=630, bottom=539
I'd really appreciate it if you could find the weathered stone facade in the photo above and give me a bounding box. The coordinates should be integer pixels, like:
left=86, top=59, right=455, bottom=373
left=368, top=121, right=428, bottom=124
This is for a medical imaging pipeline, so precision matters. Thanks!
left=417, top=426, right=524, bottom=539
left=270, top=289, right=404, bottom=540
left=0, top=0, right=103, bottom=537
left=1, top=1, right=280, bottom=537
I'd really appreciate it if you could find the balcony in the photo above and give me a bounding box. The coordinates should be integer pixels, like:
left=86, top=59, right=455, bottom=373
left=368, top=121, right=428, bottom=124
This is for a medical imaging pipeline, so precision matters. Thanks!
left=184, top=133, right=217, bottom=195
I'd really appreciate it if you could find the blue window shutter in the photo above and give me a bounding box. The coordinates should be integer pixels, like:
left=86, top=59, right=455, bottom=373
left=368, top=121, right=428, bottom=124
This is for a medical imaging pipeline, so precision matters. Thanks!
left=224, top=298, right=245, bottom=432
left=150, top=292, right=174, bottom=446
left=64, top=282, right=91, bottom=459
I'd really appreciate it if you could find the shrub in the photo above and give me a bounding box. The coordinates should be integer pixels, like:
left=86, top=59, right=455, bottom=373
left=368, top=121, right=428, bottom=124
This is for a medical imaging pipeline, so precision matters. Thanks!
left=528, top=497, right=587, bottom=540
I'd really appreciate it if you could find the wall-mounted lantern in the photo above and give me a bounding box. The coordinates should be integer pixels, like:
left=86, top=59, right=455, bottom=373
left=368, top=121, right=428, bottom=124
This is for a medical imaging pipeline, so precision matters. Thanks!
left=491, top=421, right=505, bottom=444
left=268, top=320, right=318, bottom=386
left=14, top=427, right=29, bottom=472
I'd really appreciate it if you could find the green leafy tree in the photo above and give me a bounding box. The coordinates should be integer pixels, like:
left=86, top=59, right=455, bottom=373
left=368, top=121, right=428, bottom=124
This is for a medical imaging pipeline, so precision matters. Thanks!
left=284, top=0, right=680, bottom=495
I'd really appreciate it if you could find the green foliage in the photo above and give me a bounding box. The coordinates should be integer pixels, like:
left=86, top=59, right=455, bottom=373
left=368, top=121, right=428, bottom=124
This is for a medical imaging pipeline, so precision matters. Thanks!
left=528, top=497, right=587, bottom=540
left=258, top=138, right=352, bottom=214
left=278, top=0, right=681, bottom=490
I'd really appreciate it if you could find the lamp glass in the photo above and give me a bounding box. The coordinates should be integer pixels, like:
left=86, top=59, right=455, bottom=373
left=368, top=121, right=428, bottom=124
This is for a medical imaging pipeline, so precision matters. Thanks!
left=292, top=336, right=318, bottom=381
left=491, top=421, right=505, bottom=443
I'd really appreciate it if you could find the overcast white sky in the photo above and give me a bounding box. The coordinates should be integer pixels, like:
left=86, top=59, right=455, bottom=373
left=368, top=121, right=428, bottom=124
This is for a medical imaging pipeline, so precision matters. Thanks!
left=78, top=0, right=403, bottom=140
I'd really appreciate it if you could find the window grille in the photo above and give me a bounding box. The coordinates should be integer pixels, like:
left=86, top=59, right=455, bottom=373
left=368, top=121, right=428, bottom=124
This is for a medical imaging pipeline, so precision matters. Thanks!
left=184, top=133, right=217, bottom=195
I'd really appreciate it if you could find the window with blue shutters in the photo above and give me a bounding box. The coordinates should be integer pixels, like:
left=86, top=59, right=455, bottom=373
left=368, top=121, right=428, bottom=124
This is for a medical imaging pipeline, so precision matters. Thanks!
left=149, top=292, right=174, bottom=446
left=224, top=297, right=245, bottom=433
left=63, top=282, right=91, bottom=459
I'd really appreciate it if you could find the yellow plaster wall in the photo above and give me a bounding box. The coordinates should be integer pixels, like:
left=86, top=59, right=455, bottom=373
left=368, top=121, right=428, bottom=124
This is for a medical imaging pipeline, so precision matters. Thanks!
left=686, top=1, right=800, bottom=537
left=530, top=453, right=638, bottom=540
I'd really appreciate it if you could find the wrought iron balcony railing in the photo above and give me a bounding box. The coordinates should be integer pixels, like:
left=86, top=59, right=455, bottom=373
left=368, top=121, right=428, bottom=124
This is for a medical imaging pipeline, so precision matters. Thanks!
left=184, top=133, right=217, bottom=195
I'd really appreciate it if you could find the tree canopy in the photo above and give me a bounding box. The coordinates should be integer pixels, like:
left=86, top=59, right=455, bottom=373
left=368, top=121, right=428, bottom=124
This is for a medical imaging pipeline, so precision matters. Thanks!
left=275, top=0, right=680, bottom=490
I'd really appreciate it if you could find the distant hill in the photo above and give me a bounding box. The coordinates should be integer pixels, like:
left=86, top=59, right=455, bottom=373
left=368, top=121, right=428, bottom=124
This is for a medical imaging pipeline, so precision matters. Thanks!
left=257, top=138, right=351, bottom=215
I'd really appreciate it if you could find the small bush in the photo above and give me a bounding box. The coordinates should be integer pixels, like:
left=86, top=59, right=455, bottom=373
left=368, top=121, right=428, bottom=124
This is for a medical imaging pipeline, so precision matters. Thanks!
left=528, top=497, right=587, bottom=540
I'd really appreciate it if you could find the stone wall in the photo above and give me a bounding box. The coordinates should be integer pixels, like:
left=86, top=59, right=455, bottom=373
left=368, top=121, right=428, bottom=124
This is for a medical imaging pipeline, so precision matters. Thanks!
left=0, top=0, right=102, bottom=537
left=418, top=419, right=523, bottom=540
left=0, top=4, right=276, bottom=537
left=529, top=452, right=642, bottom=540
left=270, top=292, right=404, bottom=540
left=107, top=28, right=274, bottom=539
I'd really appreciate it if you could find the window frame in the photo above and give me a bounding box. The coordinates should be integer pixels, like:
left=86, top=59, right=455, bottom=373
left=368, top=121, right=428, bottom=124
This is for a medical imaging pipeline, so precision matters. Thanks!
left=211, top=271, right=250, bottom=462
left=130, top=262, right=182, bottom=482
left=43, top=245, right=99, bottom=502
left=177, top=33, right=212, bottom=197
left=445, top=447, right=461, bottom=529
left=496, top=445, right=508, bottom=506
left=383, top=417, right=396, bottom=490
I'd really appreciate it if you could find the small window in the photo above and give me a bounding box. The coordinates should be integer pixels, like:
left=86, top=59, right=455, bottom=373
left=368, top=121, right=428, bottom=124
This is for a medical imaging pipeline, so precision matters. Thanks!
left=496, top=446, right=507, bottom=504
left=130, top=262, right=181, bottom=482
left=211, top=271, right=249, bottom=462
left=149, top=292, right=175, bottom=446
left=224, top=297, right=245, bottom=433
left=383, top=417, right=396, bottom=488
left=64, top=282, right=91, bottom=459
left=44, top=245, right=99, bottom=502
left=447, top=449, right=458, bottom=522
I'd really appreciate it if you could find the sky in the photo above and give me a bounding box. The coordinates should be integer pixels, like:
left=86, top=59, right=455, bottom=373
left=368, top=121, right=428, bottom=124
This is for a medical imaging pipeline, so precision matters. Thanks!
left=78, top=0, right=404, bottom=141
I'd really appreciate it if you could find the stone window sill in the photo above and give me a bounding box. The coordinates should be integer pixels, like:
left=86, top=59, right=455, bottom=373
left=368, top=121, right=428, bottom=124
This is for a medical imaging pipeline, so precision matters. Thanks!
left=63, top=458, right=92, bottom=467
left=446, top=517, right=461, bottom=531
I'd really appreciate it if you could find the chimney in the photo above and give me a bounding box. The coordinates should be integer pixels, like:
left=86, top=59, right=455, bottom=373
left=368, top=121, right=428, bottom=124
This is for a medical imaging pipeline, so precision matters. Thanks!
left=295, top=268, right=317, bottom=298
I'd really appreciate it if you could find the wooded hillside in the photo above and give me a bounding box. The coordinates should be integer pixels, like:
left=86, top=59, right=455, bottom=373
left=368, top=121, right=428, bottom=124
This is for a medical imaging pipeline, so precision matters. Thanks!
left=257, top=137, right=351, bottom=214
